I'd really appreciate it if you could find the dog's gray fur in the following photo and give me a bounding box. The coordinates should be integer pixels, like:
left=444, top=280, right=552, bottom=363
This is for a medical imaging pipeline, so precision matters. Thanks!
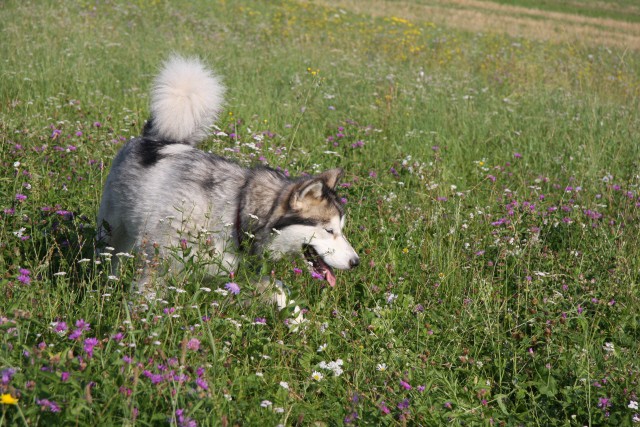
left=97, top=56, right=359, bottom=293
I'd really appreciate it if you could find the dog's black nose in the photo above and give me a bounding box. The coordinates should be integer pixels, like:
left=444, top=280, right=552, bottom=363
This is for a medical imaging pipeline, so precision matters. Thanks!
left=350, top=256, right=360, bottom=268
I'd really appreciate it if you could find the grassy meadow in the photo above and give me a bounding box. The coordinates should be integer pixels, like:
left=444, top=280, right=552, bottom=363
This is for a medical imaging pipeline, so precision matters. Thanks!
left=2, top=0, right=640, bottom=425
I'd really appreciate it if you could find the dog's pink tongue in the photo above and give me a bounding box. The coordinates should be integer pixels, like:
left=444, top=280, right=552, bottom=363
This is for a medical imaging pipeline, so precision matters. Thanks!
left=325, top=270, right=337, bottom=287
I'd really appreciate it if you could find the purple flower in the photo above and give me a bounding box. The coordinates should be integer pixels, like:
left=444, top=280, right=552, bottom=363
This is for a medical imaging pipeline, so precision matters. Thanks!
left=598, top=397, right=611, bottom=409
left=15, top=193, right=27, bottom=201
left=224, top=282, right=240, bottom=295
left=400, top=380, right=412, bottom=390
left=75, top=319, right=91, bottom=331
left=54, top=321, right=68, bottom=333
left=111, top=332, right=124, bottom=342
left=175, top=408, right=197, bottom=427
left=1, top=368, right=16, bottom=385
left=379, top=401, right=390, bottom=415
left=36, top=398, right=61, bottom=413
left=143, top=370, right=163, bottom=384
left=195, top=377, right=208, bottom=390
left=61, top=372, right=70, bottom=382
left=68, top=329, right=83, bottom=340
left=397, top=398, right=410, bottom=410
left=17, top=274, right=31, bottom=285
left=186, top=338, right=200, bottom=351
left=84, top=337, right=99, bottom=358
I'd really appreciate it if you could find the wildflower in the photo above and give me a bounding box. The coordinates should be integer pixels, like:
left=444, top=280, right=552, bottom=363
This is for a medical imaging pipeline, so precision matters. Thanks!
left=311, top=371, right=324, bottom=381
left=397, top=399, right=410, bottom=410
left=386, top=292, right=397, bottom=304
left=376, top=363, right=387, bottom=372
left=598, top=397, right=611, bottom=409
left=317, top=343, right=327, bottom=352
left=186, top=338, right=200, bottom=351
left=76, top=319, right=91, bottom=331
left=260, top=400, right=273, bottom=408
left=379, top=401, right=390, bottom=415
left=36, top=398, right=61, bottom=412
left=400, top=380, right=412, bottom=390
left=195, top=378, right=208, bottom=390
left=279, top=381, right=289, bottom=390
left=1, top=394, right=18, bottom=405
left=17, top=268, right=31, bottom=285
left=629, top=400, right=639, bottom=410
left=318, top=359, right=344, bottom=376
left=84, top=337, right=99, bottom=358
left=253, top=317, right=266, bottom=325
left=224, top=282, right=240, bottom=295
left=1, top=368, right=16, bottom=385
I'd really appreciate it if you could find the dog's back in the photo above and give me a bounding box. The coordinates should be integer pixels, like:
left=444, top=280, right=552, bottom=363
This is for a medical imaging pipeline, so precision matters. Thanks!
left=97, top=57, right=239, bottom=279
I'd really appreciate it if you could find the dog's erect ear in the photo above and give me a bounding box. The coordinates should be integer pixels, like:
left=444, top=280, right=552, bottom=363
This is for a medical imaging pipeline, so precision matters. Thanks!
left=317, top=168, right=343, bottom=190
left=291, top=179, right=323, bottom=209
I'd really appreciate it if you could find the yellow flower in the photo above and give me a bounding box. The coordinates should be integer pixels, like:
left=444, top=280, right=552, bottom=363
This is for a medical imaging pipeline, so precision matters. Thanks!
left=1, top=393, right=18, bottom=405
left=402, top=248, right=409, bottom=254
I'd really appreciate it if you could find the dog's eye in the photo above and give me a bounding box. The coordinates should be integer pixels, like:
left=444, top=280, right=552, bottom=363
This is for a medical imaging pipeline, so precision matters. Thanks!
left=325, top=228, right=334, bottom=235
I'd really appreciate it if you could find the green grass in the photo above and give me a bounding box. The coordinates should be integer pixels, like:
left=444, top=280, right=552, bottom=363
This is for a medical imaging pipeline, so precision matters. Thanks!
left=2, top=0, right=640, bottom=425
left=487, top=0, right=640, bottom=23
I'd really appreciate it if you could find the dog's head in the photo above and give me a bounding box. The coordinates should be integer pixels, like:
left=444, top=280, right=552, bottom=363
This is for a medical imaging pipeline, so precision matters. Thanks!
left=268, top=168, right=359, bottom=286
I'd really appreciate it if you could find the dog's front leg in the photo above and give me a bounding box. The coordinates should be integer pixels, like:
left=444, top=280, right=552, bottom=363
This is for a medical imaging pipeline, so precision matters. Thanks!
left=255, top=276, right=306, bottom=328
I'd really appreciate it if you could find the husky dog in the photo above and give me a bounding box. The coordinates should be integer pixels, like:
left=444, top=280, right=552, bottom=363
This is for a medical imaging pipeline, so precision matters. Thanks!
left=97, top=56, right=359, bottom=295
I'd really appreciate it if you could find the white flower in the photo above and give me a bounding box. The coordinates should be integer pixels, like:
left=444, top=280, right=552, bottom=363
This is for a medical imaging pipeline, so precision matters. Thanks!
left=53, top=271, right=67, bottom=276
left=200, top=287, right=211, bottom=293
left=279, top=381, right=289, bottom=390
left=317, top=343, right=327, bottom=352
left=629, top=400, right=639, bottom=410
left=318, top=359, right=344, bottom=377
left=603, top=342, right=615, bottom=353
left=386, top=292, right=397, bottom=304
left=214, top=288, right=229, bottom=296
left=274, top=407, right=285, bottom=414
left=311, top=371, right=324, bottom=381
left=256, top=372, right=264, bottom=377
left=260, top=400, right=272, bottom=408
left=376, top=363, right=387, bottom=372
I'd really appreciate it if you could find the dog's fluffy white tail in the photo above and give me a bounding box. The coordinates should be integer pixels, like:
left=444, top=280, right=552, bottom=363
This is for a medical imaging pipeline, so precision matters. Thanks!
left=145, top=56, right=225, bottom=146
